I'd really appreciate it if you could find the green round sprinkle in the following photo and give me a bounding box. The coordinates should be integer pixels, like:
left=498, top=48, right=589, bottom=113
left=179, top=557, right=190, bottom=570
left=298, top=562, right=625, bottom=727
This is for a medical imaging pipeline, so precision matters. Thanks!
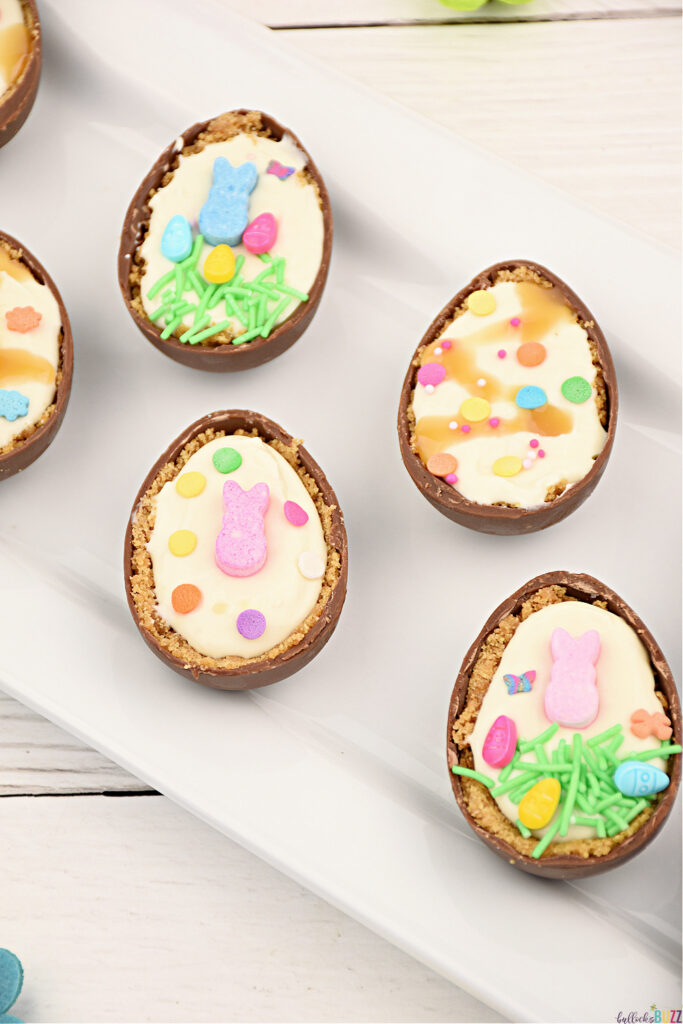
left=212, top=447, right=242, bottom=474
left=561, top=375, right=592, bottom=404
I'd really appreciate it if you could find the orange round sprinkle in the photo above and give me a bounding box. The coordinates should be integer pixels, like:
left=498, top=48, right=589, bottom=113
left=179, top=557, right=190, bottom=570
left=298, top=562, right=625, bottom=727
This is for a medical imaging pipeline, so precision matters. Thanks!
left=172, top=584, right=202, bottom=614
left=5, top=305, right=42, bottom=333
left=517, top=342, right=546, bottom=367
left=427, top=452, right=458, bottom=477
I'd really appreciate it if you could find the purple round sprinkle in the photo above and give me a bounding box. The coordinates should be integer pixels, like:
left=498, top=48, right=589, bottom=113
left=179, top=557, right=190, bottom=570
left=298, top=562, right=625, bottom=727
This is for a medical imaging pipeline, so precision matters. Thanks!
left=237, top=609, right=266, bottom=640
left=417, top=362, right=446, bottom=388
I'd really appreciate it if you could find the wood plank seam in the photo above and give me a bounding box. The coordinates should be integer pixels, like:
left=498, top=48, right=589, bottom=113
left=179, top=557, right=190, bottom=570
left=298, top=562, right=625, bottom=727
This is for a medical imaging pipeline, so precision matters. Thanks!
left=271, top=10, right=681, bottom=28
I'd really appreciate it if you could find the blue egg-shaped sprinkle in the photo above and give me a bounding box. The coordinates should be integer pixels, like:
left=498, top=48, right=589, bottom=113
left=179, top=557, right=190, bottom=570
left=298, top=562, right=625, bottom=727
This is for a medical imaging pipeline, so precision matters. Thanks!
left=161, top=215, right=193, bottom=262
left=613, top=760, right=669, bottom=798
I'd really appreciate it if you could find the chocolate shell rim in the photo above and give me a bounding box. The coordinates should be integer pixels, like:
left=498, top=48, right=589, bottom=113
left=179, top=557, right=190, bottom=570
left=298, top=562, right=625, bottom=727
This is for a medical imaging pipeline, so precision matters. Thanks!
left=0, top=230, right=74, bottom=478
left=123, top=409, right=348, bottom=689
left=447, top=570, right=681, bottom=876
left=0, top=0, right=42, bottom=145
left=117, top=109, right=333, bottom=367
left=397, top=260, right=619, bottom=526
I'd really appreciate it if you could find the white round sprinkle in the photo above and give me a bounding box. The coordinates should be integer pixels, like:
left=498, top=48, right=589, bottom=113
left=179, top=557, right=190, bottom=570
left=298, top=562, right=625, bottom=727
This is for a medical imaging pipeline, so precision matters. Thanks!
left=434, top=347, right=442, bottom=356
left=477, top=378, right=486, bottom=387
left=522, top=458, right=533, bottom=469
left=425, top=384, right=435, bottom=394
left=449, top=421, right=458, bottom=430
left=298, top=551, right=326, bottom=580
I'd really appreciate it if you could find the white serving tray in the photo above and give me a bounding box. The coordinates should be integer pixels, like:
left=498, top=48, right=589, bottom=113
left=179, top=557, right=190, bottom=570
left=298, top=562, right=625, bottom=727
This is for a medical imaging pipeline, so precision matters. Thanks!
left=1, top=2, right=680, bottom=1020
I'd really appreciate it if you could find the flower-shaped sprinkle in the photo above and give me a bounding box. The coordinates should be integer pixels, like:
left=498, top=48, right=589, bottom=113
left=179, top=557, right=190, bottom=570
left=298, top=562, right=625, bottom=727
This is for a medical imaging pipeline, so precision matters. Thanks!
left=0, top=389, right=29, bottom=422
left=5, top=306, right=42, bottom=333
left=0, top=948, right=23, bottom=1024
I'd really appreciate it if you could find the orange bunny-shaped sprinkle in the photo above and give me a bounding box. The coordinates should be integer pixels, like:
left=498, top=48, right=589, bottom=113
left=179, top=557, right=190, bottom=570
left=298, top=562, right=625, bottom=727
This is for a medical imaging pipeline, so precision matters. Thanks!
left=630, top=708, right=672, bottom=741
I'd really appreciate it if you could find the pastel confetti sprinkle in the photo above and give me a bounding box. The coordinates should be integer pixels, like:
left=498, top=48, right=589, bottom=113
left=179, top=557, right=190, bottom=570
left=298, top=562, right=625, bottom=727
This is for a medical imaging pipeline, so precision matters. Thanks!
left=284, top=500, right=309, bottom=526
left=434, top=347, right=443, bottom=356
left=530, top=438, right=539, bottom=449
left=510, top=317, right=521, bottom=327
left=449, top=420, right=458, bottom=430
left=168, top=530, right=197, bottom=557
left=466, top=290, right=496, bottom=316
left=497, top=349, right=507, bottom=359
left=204, top=244, right=236, bottom=283
left=461, top=424, right=471, bottom=434
left=5, top=305, right=41, bottom=333
left=460, top=397, right=491, bottom=422
left=489, top=417, right=500, bottom=428
left=425, top=384, right=435, bottom=394
left=298, top=551, right=326, bottom=580
left=417, top=362, right=446, bottom=387
left=237, top=608, right=267, bottom=640
left=445, top=472, right=458, bottom=485
left=426, top=452, right=458, bottom=477
left=171, top=583, right=202, bottom=614
left=212, top=447, right=242, bottom=474
left=243, top=212, right=278, bottom=255
left=216, top=481, right=269, bottom=578
left=493, top=455, right=523, bottom=478
left=515, top=385, right=547, bottom=410
left=516, top=341, right=546, bottom=367
left=441, top=340, right=452, bottom=351
left=267, top=160, right=295, bottom=179
left=538, top=449, right=546, bottom=458
left=161, top=215, right=193, bottom=262
left=0, top=389, right=28, bottom=421
left=476, top=378, right=486, bottom=387
left=561, top=375, right=592, bottom=404
left=175, top=472, right=206, bottom=498
left=523, top=458, right=533, bottom=469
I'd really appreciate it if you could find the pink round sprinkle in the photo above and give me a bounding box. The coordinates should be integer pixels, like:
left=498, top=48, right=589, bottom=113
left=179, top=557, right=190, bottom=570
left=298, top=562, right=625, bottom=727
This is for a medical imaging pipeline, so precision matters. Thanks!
left=417, top=362, right=446, bottom=387
left=449, top=421, right=458, bottom=430
left=523, top=458, right=533, bottom=469
left=284, top=500, right=309, bottom=527
left=530, top=439, right=539, bottom=449
left=441, top=340, right=452, bottom=350
left=497, top=349, right=507, bottom=359
left=445, top=473, right=458, bottom=485
left=510, top=317, right=521, bottom=327
left=461, top=424, right=471, bottom=434
left=538, top=449, right=546, bottom=458
left=489, top=417, right=500, bottom=428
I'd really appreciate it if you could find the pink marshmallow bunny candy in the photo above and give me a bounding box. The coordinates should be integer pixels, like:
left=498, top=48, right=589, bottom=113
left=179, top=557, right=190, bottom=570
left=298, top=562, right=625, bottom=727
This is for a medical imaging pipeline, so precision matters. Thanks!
left=544, top=627, right=601, bottom=729
left=215, top=480, right=269, bottom=577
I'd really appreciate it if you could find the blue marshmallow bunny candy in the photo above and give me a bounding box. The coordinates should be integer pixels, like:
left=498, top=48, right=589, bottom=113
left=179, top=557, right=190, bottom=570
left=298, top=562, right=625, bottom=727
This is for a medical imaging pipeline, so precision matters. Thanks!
left=199, top=157, right=258, bottom=247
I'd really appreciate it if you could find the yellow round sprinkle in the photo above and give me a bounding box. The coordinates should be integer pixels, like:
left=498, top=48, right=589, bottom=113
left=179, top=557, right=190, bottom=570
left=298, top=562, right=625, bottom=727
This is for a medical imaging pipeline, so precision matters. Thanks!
left=460, top=397, right=491, bottom=422
left=168, top=530, right=197, bottom=557
left=203, top=244, right=236, bottom=284
left=519, top=778, right=561, bottom=830
left=212, top=602, right=227, bottom=615
left=466, top=290, right=496, bottom=316
left=175, top=472, right=206, bottom=498
left=493, top=456, right=523, bottom=478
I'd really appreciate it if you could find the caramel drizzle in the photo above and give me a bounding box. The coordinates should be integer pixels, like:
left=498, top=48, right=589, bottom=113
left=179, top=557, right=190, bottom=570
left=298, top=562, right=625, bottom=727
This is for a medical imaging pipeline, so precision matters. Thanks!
left=0, top=23, right=30, bottom=86
left=0, top=247, right=32, bottom=282
left=0, top=348, right=55, bottom=387
left=414, top=282, right=575, bottom=463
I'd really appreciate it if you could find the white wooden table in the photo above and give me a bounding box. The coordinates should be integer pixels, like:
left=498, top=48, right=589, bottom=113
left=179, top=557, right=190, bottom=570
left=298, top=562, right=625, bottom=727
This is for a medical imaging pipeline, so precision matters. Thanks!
left=3, top=3, right=679, bottom=1021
